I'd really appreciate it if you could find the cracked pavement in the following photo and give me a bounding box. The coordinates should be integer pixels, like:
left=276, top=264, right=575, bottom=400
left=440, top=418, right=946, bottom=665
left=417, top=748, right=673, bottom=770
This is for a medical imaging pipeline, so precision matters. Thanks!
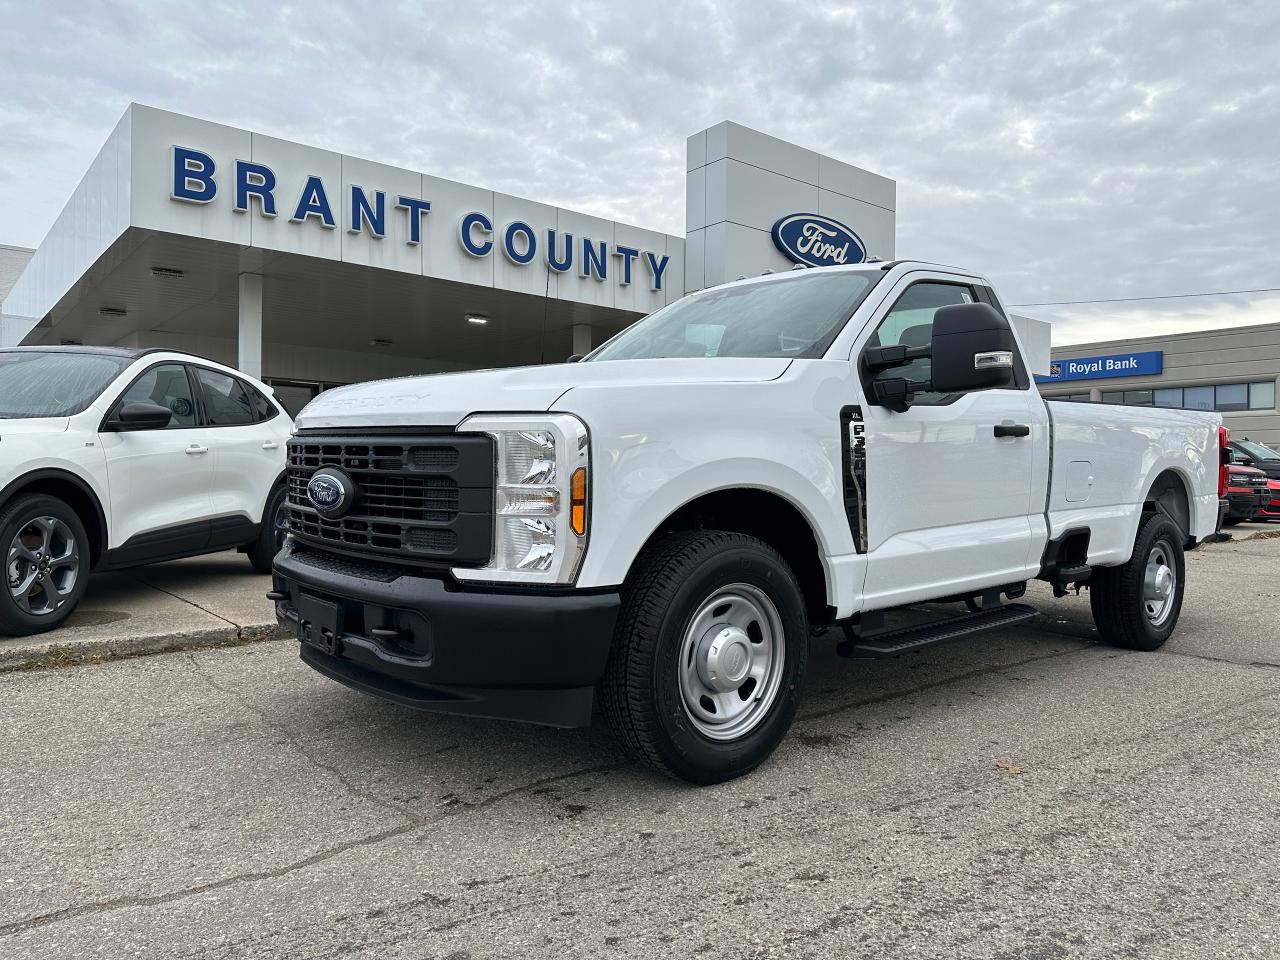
left=2, top=535, right=1279, bottom=958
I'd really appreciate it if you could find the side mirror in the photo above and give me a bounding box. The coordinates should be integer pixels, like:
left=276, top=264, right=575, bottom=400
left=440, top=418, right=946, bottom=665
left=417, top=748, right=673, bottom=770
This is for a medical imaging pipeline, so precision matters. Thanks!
left=106, top=400, right=174, bottom=431
left=566, top=354, right=584, bottom=363
left=928, top=302, right=1017, bottom=394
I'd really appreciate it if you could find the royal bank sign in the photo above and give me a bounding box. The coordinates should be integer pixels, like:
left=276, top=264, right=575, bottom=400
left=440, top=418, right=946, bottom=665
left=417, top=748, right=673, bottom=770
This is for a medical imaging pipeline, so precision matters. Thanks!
left=169, top=145, right=671, bottom=291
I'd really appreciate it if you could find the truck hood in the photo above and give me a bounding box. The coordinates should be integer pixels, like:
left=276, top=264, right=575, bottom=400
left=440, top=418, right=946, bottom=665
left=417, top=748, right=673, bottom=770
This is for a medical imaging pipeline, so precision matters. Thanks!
left=293, top=358, right=792, bottom=429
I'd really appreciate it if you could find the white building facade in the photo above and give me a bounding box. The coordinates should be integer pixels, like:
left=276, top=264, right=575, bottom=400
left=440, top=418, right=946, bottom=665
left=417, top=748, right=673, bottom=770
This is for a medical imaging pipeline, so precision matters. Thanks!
left=2, top=106, right=897, bottom=414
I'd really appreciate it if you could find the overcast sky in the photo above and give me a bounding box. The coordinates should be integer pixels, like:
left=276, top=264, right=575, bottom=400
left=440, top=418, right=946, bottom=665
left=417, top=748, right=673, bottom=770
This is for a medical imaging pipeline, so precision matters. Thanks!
left=2, top=0, right=1277, bottom=343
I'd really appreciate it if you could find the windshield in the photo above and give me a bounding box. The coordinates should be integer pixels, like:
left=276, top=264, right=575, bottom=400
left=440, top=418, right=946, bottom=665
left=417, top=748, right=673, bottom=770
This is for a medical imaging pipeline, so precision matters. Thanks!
left=587, top=271, right=877, bottom=362
left=1238, top=439, right=1280, bottom=461
left=0, top=352, right=130, bottom=418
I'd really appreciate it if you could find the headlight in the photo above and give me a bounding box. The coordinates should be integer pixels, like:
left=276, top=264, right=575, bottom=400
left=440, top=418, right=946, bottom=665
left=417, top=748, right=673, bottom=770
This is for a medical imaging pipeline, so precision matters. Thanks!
left=452, top=413, right=589, bottom=585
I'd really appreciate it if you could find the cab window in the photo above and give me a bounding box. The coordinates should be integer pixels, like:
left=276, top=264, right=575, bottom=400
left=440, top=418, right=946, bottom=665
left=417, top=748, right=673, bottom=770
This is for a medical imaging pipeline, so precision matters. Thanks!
left=868, top=281, right=976, bottom=405
left=115, top=363, right=198, bottom=428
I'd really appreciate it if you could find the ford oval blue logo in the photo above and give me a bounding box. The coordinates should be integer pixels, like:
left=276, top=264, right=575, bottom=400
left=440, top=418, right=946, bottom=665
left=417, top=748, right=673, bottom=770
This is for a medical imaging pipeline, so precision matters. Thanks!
left=770, top=214, right=866, bottom=268
left=307, top=471, right=348, bottom=514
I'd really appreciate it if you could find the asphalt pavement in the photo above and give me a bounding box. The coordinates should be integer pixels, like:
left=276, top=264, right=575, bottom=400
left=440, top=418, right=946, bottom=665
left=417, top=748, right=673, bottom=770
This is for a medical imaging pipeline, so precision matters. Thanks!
left=2, top=532, right=1279, bottom=958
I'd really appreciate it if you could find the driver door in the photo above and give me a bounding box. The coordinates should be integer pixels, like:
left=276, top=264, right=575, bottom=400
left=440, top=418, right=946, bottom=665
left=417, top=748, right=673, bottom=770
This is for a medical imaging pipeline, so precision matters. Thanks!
left=98, top=362, right=215, bottom=552
left=857, top=277, right=1042, bottom=609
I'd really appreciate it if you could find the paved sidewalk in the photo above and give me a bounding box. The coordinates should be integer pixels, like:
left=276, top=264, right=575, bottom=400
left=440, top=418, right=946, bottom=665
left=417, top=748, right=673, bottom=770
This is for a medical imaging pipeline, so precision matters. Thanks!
left=0, top=552, right=277, bottom=671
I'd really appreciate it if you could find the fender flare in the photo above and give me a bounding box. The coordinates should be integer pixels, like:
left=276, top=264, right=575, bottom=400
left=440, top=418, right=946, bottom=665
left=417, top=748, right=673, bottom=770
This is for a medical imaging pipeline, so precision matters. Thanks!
left=0, top=468, right=110, bottom=566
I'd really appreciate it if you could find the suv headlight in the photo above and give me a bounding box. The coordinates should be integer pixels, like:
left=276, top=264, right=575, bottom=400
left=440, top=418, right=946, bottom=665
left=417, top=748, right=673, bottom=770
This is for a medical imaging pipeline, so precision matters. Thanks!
left=453, top=413, right=589, bottom=585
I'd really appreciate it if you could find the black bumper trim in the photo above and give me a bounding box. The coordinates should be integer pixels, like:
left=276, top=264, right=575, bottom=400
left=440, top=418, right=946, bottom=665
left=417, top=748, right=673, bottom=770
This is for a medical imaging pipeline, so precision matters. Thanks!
left=273, top=544, right=620, bottom=728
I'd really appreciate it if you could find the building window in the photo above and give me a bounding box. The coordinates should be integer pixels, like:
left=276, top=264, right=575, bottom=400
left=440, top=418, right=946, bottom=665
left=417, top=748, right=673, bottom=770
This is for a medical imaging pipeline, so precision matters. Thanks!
left=1102, top=392, right=1124, bottom=404
left=1215, top=383, right=1249, bottom=412
left=1124, top=390, right=1153, bottom=406
left=1183, top=385, right=1214, bottom=410
left=1250, top=381, right=1276, bottom=410
left=1153, top=388, right=1182, bottom=407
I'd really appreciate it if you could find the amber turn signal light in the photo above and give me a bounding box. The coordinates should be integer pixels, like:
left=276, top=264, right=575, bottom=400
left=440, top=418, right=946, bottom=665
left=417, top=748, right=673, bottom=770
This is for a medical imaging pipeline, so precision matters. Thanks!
left=570, top=467, right=587, bottom=536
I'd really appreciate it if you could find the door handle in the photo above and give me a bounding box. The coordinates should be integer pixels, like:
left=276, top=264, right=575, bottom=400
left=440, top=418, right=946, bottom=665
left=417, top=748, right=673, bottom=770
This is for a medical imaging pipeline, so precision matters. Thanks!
left=185, top=444, right=209, bottom=455
left=261, top=441, right=279, bottom=450
left=994, top=424, right=1030, bottom=438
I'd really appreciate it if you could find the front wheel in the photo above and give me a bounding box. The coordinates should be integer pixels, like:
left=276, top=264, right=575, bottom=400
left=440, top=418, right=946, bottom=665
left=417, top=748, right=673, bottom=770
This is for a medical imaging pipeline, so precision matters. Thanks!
left=0, top=494, right=91, bottom=636
left=600, top=531, right=809, bottom=784
left=246, top=485, right=288, bottom=574
left=1090, top=513, right=1185, bottom=651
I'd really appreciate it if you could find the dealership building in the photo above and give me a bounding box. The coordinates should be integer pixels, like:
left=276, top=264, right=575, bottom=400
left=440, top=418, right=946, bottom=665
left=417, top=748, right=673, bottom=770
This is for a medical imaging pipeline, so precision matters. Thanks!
left=2, top=103, right=1278, bottom=446
left=0, top=105, right=895, bottom=414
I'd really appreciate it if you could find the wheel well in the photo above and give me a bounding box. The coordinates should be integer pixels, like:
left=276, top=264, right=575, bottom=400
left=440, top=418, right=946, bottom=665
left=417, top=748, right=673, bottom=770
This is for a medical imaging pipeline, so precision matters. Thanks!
left=1145, top=469, right=1192, bottom=541
left=1, top=472, right=107, bottom=568
left=645, top=489, right=831, bottom=623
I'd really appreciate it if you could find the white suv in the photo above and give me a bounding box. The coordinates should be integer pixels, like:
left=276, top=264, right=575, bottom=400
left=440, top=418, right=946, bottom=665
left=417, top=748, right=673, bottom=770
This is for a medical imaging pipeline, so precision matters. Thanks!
left=0, top=346, right=292, bottom=636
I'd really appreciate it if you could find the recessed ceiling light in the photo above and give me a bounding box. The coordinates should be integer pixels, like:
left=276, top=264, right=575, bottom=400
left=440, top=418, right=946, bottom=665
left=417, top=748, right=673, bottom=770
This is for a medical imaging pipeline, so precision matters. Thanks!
left=98, top=306, right=127, bottom=319
left=466, top=315, right=489, bottom=325
left=369, top=338, right=393, bottom=347
left=150, top=267, right=185, bottom=280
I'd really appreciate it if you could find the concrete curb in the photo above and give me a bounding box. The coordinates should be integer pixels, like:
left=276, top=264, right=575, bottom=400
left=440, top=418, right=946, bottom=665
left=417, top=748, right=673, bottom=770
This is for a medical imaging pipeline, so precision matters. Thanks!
left=0, top=622, right=285, bottom=673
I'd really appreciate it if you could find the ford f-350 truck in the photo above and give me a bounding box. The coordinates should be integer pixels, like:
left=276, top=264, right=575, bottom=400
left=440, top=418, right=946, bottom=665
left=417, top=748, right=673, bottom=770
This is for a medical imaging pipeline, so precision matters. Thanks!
left=271, top=261, right=1223, bottom=783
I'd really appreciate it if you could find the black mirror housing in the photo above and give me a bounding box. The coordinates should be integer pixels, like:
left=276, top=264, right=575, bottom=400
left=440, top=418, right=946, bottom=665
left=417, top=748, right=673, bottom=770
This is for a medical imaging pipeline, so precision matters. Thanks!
left=107, top=401, right=174, bottom=431
left=929, top=302, right=1017, bottom=394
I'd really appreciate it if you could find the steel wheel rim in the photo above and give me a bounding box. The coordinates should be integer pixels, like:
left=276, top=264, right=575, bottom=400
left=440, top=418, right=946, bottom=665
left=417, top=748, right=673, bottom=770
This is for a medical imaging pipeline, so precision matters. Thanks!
left=678, top=582, right=786, bottom=742
left=6, top=516, right=80, bottom=617
left=1143, top=541, right=1177, bottom=627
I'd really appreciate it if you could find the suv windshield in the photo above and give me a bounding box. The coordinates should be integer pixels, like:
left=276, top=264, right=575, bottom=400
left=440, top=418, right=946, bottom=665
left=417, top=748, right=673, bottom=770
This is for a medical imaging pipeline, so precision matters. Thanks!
left=0, top=351, right=130, bottom=418
left=1238, top=439, right=1280, bottom=461
left=587, top=271, right=877, bottom=362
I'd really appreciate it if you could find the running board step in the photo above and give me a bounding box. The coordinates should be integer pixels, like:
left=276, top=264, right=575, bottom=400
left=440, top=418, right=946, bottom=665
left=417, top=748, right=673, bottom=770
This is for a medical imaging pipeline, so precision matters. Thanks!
left=837, top=603, right=1039, bottom=659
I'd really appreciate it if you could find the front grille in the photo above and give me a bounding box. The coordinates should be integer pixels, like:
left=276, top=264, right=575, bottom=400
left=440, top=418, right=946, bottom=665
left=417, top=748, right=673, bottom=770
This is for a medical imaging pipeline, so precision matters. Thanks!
left=286, top=433, right=494, bottom=565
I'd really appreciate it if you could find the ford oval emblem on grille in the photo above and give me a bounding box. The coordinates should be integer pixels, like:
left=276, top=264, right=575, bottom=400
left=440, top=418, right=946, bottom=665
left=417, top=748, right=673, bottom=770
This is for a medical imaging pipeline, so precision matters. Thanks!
left=307, top=469, right=353, bottom=517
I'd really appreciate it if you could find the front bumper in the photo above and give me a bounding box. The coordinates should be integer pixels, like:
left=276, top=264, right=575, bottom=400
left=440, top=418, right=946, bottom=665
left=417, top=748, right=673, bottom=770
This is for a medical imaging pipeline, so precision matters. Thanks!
left=272, top=543, right=620, bottom=727
left=1225, top=489, right=1268, bottom=520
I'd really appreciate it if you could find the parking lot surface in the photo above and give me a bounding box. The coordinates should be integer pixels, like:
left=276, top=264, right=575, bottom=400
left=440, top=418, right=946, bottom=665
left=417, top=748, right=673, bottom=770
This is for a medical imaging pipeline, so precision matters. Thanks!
left=2, top=533, right=1279, bottom=959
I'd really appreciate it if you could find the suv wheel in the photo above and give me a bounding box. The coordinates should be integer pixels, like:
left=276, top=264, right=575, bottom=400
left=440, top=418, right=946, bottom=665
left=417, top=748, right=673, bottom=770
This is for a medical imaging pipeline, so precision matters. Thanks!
left=601, top=531, right=809, bottom=784
left=0, top=494, right=91, bottom=636
left=247, top=485, right=289, bottom=574
left=1089, top=512, right=1185, bottom=651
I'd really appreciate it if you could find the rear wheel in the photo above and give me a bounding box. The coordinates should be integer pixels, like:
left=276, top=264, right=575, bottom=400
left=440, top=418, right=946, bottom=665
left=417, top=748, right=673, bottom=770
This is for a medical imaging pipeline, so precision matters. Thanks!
left=247, top=485, right=288, bottom=574
left=601, top=531, right=808, bottom=784
left=0, top=494, right=91, bottom=636
left=1090, top=513, right=1185, bottom=651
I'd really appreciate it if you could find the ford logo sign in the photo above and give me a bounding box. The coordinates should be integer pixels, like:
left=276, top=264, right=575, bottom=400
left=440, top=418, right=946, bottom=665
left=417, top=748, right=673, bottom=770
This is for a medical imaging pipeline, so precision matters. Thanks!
left=770, top=214, right=866, bottom=268
left=307, top=469, right=352, bottom=516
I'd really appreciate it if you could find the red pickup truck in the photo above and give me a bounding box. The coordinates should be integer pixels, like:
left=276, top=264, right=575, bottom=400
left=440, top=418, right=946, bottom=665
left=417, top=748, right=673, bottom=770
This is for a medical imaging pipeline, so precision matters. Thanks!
left=1223, top=463, right=1270, bottom=525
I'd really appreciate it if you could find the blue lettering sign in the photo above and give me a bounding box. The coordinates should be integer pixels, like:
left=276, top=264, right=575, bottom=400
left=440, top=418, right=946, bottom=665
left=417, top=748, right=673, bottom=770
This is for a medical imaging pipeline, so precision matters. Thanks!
left=582, top=238, right=607, bottom=281
left=644, top=252, right=670, bottom=291
left=459, top=212, right=493, bottom=257
left=546, top=229, right=573, bottom=272
left=395, top=196, right=431, bottom=244
left=613, top=245, right=639, bottom=285
left=291, top=175, right=336, bottom=228
left=350, top=186, right=386, bottom=238
left=502, top=221, right=537, bottom=265
left=234, top=161, right=277, bottom=217
left=171, top=146, right=216, bottom=204
left=771, top=213, right=866, bottom=267
left=1035, top=351, right=1164, bottom=383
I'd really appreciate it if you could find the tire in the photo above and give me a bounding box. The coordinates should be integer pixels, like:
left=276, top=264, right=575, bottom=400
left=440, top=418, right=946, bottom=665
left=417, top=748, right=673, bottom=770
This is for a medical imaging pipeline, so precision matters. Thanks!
left=600, top=531, right=809, bottom=785
left=0, top=494, right=91, bottom=637
left=1089, top=513, right=1185, bottom=651
left=246, top=485, right=288, bottom=574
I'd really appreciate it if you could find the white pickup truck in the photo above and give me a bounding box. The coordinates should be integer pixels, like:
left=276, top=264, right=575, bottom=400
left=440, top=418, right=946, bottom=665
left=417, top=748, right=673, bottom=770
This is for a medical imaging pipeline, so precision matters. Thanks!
left=272, top=260, right=1225, bottom=783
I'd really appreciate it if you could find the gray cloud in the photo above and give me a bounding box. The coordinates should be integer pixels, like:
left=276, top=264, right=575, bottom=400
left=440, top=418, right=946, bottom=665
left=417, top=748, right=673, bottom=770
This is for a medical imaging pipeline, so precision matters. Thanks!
left=1, top=0, right=1277, bottom=340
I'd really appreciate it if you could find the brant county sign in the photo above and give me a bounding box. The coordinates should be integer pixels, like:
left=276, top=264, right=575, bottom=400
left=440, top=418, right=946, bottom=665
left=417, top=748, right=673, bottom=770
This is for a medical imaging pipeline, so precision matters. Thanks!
left=770, top=214, right=866, bottom=268
left=168, top=145, right=671, bottom=291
